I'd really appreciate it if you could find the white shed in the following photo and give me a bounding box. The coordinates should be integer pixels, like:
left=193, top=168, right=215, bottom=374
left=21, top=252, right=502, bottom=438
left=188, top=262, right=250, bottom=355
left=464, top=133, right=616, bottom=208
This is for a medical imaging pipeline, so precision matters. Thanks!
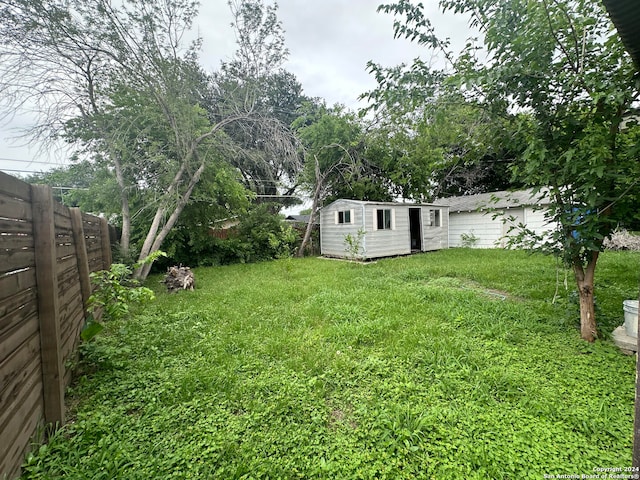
left=320, top=199, right=449, bottom=260
left=444, top=189, right=555, bottom=248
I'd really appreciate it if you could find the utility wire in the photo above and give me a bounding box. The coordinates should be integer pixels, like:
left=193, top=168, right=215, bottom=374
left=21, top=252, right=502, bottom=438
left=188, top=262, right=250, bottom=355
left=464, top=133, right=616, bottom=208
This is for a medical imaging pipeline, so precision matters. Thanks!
left=0, top=157, right=68, bottom=165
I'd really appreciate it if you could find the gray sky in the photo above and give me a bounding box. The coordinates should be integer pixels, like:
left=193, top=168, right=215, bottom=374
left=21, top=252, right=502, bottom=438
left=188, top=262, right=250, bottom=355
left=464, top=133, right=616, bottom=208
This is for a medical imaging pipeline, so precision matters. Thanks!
left=0, top=0, right=471, bottom=175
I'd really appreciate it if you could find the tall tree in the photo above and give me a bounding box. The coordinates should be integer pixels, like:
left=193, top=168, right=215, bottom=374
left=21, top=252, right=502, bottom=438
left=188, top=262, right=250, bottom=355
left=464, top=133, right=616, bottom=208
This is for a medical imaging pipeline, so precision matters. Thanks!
left=363, top=57, right=525, bottom=200
left=377, top=0, right=640, bottom=341
left=211, top=0, right=303, bottom=206
left=0, top=0, right=298, bottom=279
left=213, top=69, right=306, bottom=204
left=293, top=103, right=382, bottom=256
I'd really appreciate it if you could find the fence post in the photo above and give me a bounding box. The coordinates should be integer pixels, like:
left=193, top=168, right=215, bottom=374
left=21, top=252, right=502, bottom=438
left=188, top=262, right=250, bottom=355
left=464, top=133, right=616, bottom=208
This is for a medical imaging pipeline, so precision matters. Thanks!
left=70, top=208, right=92, bottom=313
left=31, top=184, right=65, bottom=428
left=100, top=217, right=112, bottom=270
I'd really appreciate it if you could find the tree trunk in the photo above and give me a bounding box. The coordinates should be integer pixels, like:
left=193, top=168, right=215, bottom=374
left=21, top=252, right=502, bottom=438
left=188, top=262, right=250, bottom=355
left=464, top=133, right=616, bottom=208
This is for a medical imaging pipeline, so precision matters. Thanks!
left=297, top=166, right=324, bottom=257
left=297, top=207, right=317, bottom=258
left=572, top=250, right=599, bottom=342
left=113, top=158, right=131, bottom=255
left=134, top=159, right=207, bottom=281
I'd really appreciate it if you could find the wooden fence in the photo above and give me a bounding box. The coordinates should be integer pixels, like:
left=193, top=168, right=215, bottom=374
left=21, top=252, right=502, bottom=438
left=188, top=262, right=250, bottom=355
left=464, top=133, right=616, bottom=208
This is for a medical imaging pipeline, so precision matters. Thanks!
left=0, top=172, right=113, bottom=480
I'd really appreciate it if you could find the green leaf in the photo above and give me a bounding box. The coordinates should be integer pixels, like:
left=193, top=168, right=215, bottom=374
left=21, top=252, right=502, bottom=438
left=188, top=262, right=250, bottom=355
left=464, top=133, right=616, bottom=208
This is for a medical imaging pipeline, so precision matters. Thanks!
left=81, top=321, right=104, bottom=342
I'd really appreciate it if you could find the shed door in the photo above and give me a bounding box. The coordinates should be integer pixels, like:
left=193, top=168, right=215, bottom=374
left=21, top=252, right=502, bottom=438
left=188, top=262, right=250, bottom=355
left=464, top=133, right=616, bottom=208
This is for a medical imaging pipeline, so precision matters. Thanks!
left=409, top=208, right=422, bottom=251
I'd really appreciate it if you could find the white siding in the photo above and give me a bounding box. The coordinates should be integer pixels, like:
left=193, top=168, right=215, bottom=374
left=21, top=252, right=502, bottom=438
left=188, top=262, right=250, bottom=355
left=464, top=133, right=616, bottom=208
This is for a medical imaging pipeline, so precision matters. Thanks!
left=364, top=205, right=410, bottom=258
left=500, top=208, right=524, bottom=247
left=449, top=211, right=504, bottom=248
left=423, top=206, right=449, bottom=251
left=320, top=200, right=366, bottom=258
left=524, top=207, right=556, bottom=237
left=449, top=206, right=556, bottom=248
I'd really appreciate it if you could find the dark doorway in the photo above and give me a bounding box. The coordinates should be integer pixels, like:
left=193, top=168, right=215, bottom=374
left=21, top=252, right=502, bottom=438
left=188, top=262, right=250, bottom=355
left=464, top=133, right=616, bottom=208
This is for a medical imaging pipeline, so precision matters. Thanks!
left=409, top=208, right=422, bottom=251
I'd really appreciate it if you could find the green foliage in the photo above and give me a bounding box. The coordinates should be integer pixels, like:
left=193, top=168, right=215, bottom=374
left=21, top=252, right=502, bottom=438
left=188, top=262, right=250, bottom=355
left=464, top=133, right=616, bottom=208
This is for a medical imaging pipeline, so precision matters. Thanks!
left=168, top=204, right=298, bottom=267
left=22, top=250, right=637, bottom=478
left=374, top=0, right=640, bottom=338
left=24, top=160, right=120, bottom=212
left=235, top=204, right=297, bottom=262
left=157, top=165, right=250, bottom=266
left=343, top=228, right=366, bottom=261
left=460, top=231, right=479, bottom=248
left=363, top=86, right=526, bottom=200
left=294, top=102, right=393, bottom=203
left=82, top=252, right=166, bottom=341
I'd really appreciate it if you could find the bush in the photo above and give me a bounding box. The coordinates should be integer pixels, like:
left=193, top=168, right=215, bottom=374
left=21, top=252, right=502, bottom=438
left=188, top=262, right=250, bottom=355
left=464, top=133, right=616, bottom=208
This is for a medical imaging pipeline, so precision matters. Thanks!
left=460, top=231, right=479, bottom=247
left=235, top=204, right=297, bottom=262
left=159, top=204, right=297, bottom=267
left=82, top=251, right=165, bottom=341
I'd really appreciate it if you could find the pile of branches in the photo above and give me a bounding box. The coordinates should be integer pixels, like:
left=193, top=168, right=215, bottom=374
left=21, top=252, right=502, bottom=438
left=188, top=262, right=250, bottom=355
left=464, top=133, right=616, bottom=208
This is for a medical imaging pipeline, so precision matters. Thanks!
left=163, top=266, right=195, bottom=292
left=603, top=229, right=640, bottom=251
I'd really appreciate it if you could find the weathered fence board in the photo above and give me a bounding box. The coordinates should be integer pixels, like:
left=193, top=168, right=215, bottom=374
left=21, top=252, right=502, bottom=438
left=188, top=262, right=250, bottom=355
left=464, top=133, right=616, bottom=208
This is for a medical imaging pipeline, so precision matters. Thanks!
left=0, top=314, right=39, bottom=377
left=0, top=172, right=31, bottom=201
left=0, top=218, right=33, bottom=235
left=0, top=195, right=33, bottom=221
left=0, top=250, right=35, bottom=276
left=0, top=234, right=35, bottom=249
left=0, top=173, right=114, bottom=479
left=0, top=288, right=37, bottom=319
left=0, top=269, right=37, bottom=298
left=0, top=370, right=43, bottom=479
left=0, top=335, right=40, bottom=406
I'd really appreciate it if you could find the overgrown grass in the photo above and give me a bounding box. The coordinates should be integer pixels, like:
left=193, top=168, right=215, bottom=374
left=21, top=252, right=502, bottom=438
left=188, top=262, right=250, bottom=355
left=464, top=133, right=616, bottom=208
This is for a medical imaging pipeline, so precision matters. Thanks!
left=22, top=249, right=639, bottom=479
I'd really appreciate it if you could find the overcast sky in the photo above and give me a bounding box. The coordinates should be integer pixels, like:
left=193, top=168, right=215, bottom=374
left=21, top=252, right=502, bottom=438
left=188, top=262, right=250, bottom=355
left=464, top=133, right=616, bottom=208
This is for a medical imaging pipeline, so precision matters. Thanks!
left=0, top=0, right=472, bottom=175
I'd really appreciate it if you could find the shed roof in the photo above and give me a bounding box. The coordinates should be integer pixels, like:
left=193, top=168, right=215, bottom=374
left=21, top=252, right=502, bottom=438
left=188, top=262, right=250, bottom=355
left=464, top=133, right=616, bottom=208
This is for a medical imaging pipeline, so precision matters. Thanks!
left=442, top=189, right=549, bottom=213
left=324, top=199, right=448, bottom=209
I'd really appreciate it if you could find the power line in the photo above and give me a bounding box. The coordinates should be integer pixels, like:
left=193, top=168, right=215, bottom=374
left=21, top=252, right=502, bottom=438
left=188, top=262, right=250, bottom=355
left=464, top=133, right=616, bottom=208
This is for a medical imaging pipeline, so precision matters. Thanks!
left=0, top=157, right=65, bottom=165
left=0, top=168, right=42, bottom=174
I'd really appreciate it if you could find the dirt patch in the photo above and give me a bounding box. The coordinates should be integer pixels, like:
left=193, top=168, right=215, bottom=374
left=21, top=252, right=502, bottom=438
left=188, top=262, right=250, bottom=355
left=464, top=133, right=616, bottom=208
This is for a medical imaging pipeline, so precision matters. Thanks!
left=425, top=276, right=520, bottom=301
left=328, top=407, right=357, bottom=430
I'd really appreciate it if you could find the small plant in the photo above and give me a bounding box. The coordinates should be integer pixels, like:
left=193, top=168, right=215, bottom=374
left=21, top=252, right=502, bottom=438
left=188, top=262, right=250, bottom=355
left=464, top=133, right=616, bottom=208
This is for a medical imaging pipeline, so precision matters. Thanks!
left=81, top=251, right=166, bottom=341
left=344, top=228, right=366, bottom=261
left=460, top=231, right=479, bottom=248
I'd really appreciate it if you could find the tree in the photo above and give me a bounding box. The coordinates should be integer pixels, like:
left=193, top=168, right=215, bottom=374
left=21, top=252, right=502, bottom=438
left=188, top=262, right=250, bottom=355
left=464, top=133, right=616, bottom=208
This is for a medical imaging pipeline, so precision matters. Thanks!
left=293, top=103, right=375, bottom=256
left=363, top=56, right=525, bottom=200
left=210, top=1, right=304, bottom=207
left=0, top=0, right=298, bottom=280
left=213, top=69, right=306, bottom=204
left=377, top=0, right=640, bottom=341
left=23, top=160, right=118, bottom=211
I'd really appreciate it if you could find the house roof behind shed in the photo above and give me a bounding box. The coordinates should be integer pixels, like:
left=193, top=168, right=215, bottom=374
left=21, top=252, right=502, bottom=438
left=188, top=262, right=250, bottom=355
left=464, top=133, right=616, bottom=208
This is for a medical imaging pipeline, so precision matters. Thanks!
left=442, top=189, right=548, bottom=212
left=285, top=214, right=319, bottom=224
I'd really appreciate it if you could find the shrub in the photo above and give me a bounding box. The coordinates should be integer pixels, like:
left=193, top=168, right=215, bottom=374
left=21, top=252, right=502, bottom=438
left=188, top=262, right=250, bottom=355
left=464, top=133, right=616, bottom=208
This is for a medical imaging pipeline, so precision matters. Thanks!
left=235, top=204, right=297, bottom=262
left=81, top=251, right=165, bottom=341
left=344, top=228, right=366, bottom=261
left=460, top=231, right=479, bottom=247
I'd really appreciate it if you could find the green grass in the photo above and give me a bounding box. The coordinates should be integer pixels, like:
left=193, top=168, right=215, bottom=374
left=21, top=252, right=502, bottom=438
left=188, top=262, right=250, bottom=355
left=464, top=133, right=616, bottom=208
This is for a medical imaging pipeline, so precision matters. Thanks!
left=22, top=249, right=639, bottom=479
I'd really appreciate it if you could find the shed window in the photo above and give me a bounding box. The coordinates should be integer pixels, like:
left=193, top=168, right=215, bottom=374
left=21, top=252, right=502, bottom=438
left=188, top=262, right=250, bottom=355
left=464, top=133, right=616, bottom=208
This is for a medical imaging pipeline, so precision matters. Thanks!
left=430, top=209, right=441, bottom=227
left=376, top=209, right=393, bottom=230
left=335, top=209, right=354, bottom=224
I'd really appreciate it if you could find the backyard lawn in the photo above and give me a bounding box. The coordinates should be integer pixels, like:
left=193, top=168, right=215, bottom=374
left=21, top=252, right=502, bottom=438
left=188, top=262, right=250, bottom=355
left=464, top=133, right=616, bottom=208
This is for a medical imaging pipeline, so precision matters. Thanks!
left=21, top=249, right=638, bottom=479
